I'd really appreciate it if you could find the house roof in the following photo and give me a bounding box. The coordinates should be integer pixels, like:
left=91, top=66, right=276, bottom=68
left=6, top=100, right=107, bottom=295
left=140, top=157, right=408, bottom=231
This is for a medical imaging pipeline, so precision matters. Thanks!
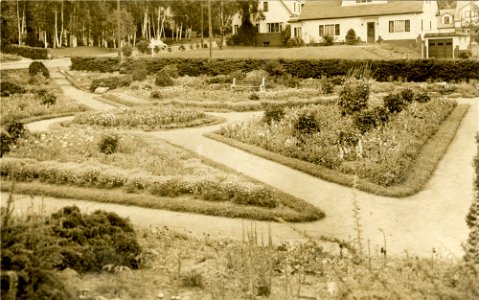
left=297, top=0, right=425, bottom=21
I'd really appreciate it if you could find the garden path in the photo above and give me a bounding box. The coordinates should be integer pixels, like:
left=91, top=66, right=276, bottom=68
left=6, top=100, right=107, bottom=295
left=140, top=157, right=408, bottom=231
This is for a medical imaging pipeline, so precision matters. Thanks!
left=11, top=73, right=479, bottom=258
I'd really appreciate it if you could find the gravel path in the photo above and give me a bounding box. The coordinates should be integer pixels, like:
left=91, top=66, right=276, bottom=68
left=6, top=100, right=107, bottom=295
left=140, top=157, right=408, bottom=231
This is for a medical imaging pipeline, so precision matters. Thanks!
left=7, top=72, right=478, bottom=258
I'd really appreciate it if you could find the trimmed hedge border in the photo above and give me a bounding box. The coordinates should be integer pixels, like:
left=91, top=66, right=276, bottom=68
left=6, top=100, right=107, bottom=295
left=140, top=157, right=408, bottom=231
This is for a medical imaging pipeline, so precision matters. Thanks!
left=205, top=104, right=470, bottom=198
left=71, top=57, right=479, bottom=82
left=0, top=181, right=324, bottom=223
left=3, top=44, right=49, bottom=59
left=19, top=112, right=84, bottom=125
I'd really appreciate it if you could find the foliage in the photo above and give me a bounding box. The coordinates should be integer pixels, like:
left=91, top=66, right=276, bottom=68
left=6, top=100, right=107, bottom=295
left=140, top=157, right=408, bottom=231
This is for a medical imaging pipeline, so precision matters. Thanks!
left=89, top=75, right=129, bottom=92
left=400, top=87, right=415, bottom=103
left=262, top=60, right=286, bottom=77
left=281, top=25, right=292, bottom=46
left=28, top=61, right=50, bottom=79
left=155, top=70, right=174, bottom=87
left=263, top=104, right=285, bottom=125
left=249, top=92, right=260, bottom=101
left=338, top=79, right=370, bottom=116
left=383, top=91, right=406, bottom=113
left=219, top=99, right=456, bottom=187
left=415, top=92, right=431, bottom=103
left=319, top=77, right=335, bottom=94
left=136, top=40, right=150, bottom=54
left=72, top=105, right=207, bottom=130
left=2, top=44, right=49, bottom=59
left=0, top=52, right=21, bottom=62
left=234, top=1, right=263, bottom=46
left=465, top=133, right=479, bottom=264
left=36, top=89, right=57, bottom=106
left=320, top=35, right=334, bottom=46
left=286, top=37, right=305, bottom=48
left=121, top=44, right=133, bottom=57
left=131, top=62, right=148, bottom=81
left=70, top=57, right=479, bottom=82
left=0, top=81, right=26, bottom=97
left=345, top=29, right=357, bottom=45
left=458, top=50, right=472, bottom=59
left=161, top=64, right=179, bottom=79
left=99, top=134, right=119, bottom=155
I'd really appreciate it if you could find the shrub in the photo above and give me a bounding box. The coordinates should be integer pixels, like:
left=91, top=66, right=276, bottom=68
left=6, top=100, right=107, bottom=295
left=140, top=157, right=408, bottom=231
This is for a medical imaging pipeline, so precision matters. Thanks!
left=263, top=60, right=286, bottom=77
left=319, top=77, right=334, bottom=94
left=36, top=89, right=57, bottom=106
left=286, top=37, right=304, bottom=48
left=293, top=110, right=320, bottom=137
left=0, top=81, right=26, bottom=97
left=154, top=46, right=160, bottom=54
left=2, top=44, right=49, bottom=59
left=151, top=89, right=163, bottom=99
left=345, top=29, right=357, bottom=45
left=99, top=134, right=119, bottom=155
left=278, top=73, right=300, bottom=88
left=131, top=62, right=148, bottom=81
left=400, top=87, right=415, bottom=103
left=0, top=121, right=26, bottom=157
left=353, top=106, right=389, bottom=134
left=415, top=92, right=431, bottom=103
left=458, top=50, right=472, bottom=59
left=179, top=44, right=186, bottom=51
left=89, top=76, right=129, bottom=92
left=338, top=79, right=370, bottom=116
left=320, top=35, right=334, bottom=46
left=161, top=65, right=179, bottom=79
left=136, top=40, right=149, bottom=54
left=383, top=92, right=405, bottom=113
left=465, top=133, right=479, bottom=264
left=263, top=105, right=285, bottom=125
left=249, top=92, right=260, bottom=101
left=28, top=61, right=49, bottom=79
left=121, top=44, right=133, bottom=57
left=155, top=70, right=174, bottom=87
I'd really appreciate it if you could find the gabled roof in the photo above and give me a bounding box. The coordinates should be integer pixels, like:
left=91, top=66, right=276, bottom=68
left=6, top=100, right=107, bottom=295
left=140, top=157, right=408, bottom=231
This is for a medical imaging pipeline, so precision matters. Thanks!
left=298, top=0, right=425, bottom=21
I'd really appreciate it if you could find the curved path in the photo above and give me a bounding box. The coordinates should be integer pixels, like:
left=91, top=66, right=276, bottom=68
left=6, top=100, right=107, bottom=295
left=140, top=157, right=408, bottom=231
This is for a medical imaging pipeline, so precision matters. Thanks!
left=7, top=70, right=479, bottom=258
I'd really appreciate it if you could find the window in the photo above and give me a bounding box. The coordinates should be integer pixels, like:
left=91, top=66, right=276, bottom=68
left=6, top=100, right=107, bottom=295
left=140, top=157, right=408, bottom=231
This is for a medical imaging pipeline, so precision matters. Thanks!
left=267, top=23, right=282, bottom=33
left=233, top=25, right=239, bottom=35
left=444, top=16, right=451, bottom=24
left=263, top=1, right=268, bottom=12
left=319, top=24, right=340, bottom=36
left=388, top=20, right=410, bottom=32
left=356, top=0, right=372, bottom=2
left=294, top=27, right=302, bottom=38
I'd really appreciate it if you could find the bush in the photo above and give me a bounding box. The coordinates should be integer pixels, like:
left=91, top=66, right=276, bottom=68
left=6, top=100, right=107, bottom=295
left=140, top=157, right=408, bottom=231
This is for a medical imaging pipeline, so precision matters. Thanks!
left=249, top=92, right=260, bottom=101
left=155, top=70, right=174, bottom=87
left=131, top=62, right=148, bottom=81
left=0, top=81, right=26, bottom=97
left=89, top=76, right=129, bottom=92
left=263, top=60, right=286, bottom=77
left=320, top=35, right=334, bottom=46
left=293, top=110, right=320, bottom=137
left=0, top=121, right=26, bottom=157
left=465, top=133, right=479, bottom=264
left=319, top=77, right=334, bottom=94
left=136, top=40, right=149, bottom=54
left=415, top=92, right=431, bottom=103
left=263, top=105, right=285, bottom=125
left=2, top=44, right=49, bottom=59
left=28, top=61, right=50, bottom=79
left=400, top=87, right=415, bottom=103
left=161, top=65, right=179, bottom=79
left=345, top=29, right=357, bottom=45
left=458, top=50, right=472, bottom=59
left=150, top=89, right=163, bottom=99
left=338, top=79, right=370, bottom=116
left=99, top=134, right=119, bottom=155
left=36, top=89, right=57, bottom=106
left=286, top=37, right=304, bottom=48
left=353, top=106, right=389, bottom=134
left=383, top=92, right=406, bottom=113
left=121, top=44, right=133, bottom=57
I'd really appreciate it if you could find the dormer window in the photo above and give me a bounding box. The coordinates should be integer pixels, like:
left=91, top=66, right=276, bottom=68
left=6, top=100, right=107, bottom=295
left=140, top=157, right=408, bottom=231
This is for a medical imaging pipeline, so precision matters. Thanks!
left=444, top=16, right=451, bottom=24
left=356, top=0, right=373, bottom=3
left=263, top=1, right=268, bottom=12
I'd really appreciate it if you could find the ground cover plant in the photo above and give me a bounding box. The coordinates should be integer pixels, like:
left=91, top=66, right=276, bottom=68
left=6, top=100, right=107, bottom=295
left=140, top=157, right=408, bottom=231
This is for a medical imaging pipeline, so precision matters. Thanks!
left=216, top=86, right=461, bottom=192
left=71, top=105, right=218, bottom=131
left=0, top=52, right=21, bottom=62
left=0, top=126, right=323, bottom=222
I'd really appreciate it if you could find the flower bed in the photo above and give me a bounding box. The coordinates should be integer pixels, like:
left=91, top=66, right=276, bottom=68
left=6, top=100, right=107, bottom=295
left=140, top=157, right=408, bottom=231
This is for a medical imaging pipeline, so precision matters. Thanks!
left=217, top=98, right=458, bottom=189
left=1, top=127, right=323, bottom=221
left=71, top=105, right=216, bottom=130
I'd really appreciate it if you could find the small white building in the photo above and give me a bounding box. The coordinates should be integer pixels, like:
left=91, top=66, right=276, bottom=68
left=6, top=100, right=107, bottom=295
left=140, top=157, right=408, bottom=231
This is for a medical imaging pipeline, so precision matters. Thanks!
left=289, top=0, right=439, bottom=44
left=232, top=0, right=304, bottom=46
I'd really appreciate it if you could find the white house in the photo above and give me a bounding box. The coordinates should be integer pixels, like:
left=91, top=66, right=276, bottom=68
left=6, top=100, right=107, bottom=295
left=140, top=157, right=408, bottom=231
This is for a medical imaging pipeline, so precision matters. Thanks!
left=289, top=0, right=439, bottom=44
left=425, top=1, right=477, bottom=58
left=232, top=0, right=304, bottom=46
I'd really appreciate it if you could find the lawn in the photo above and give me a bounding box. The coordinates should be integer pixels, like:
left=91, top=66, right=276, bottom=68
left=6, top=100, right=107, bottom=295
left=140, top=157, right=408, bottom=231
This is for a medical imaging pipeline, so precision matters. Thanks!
left=49, top=46, right=116, bottom=58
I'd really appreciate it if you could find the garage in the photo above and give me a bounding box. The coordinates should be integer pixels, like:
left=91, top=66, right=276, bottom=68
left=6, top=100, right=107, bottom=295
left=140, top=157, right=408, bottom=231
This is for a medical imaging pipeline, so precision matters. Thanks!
left=428, top=39, right=453, bottom=59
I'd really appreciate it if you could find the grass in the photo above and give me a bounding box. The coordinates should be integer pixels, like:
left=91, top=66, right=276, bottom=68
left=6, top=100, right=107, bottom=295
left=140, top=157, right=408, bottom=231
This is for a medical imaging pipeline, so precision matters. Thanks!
left=0, top=52, right=22, bottom=62
left=206, top=104, right=469, bottom=197
left=49, top=46, right=116, bottom=58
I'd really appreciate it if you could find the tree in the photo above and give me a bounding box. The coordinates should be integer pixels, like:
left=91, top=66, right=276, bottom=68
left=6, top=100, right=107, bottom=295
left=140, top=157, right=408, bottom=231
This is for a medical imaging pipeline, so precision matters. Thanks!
left=345, top=29, right=357, bottom=45
left=235, top=0, right=264, bottom=46
left=105, top=9, right=135, bottom=48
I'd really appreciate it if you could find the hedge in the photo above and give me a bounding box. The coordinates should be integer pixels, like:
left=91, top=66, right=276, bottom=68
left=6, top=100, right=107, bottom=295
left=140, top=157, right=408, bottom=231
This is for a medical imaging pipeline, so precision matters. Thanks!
left=70, top=56, right=479, bottom=82
left=2, top=44, right=49, bottom=59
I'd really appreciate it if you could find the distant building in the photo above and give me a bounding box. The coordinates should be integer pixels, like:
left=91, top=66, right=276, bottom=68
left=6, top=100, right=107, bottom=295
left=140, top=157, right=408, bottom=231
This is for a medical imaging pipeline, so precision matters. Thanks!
left=289, top=0, right=439, bottom=44
left=232, top=0, right=304, bottom=46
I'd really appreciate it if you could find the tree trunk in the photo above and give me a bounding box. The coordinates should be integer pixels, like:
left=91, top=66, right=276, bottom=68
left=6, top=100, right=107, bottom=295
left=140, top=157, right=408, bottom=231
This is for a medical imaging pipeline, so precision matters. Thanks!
left=60, top=0, right=64, bottom=47
left=54, top=8, right=58, bottom=48
left=16, top=0, right=21, bottom=44
left=21, top=3, right=26, bottom=44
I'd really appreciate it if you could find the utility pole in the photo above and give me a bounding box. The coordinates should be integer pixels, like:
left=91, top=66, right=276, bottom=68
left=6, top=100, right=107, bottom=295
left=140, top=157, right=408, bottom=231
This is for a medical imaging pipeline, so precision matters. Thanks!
left=117, top=0, right=121, bottom=58
left=208, top=0, right=213, bottom=61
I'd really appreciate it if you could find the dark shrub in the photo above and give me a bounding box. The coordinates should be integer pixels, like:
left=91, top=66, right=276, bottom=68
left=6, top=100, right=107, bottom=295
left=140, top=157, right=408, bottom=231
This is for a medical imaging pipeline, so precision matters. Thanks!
left=345, top=29, right=357, bottom=45
left=286, top=37, right=304, bottom=48
left=0, top=81, right=26, bottom=97
left=263, top=60, right=287, bottom=77
left=353, top=106, right=390, bottom=134
left=338, top=79, right=370, bottom=116
left=2, top=44, right=49, bottom=59
left=28, top=61, right=50, bottom=79
left=151, top=90, right=163, bottom=99
left=99, top=134, right=119, bottom=155
left=383, top=92, right=405, bottom=113
left=249, top=92, right=260, bottom=100
left=155, top=70, right=174, bottom=87
left=136, top=40, right=149, bottom=54
left=294, top=111, right=320, bottom=136
left=36, top=89, right=57, bottom=106
left=90, top=76, right=128, bottom=92
left=263, top=105, right=285, bottom=125
left=320, top=35, right=334, bottom=46
left=458, top=50, right=472, bottom=59
left=400, top=88, right=415, bottom=103
left=1, top=120, right=27, bottom=157
left=415, top=92, right=431, bottom=103
left=121, top=44, right=133, bottom=57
